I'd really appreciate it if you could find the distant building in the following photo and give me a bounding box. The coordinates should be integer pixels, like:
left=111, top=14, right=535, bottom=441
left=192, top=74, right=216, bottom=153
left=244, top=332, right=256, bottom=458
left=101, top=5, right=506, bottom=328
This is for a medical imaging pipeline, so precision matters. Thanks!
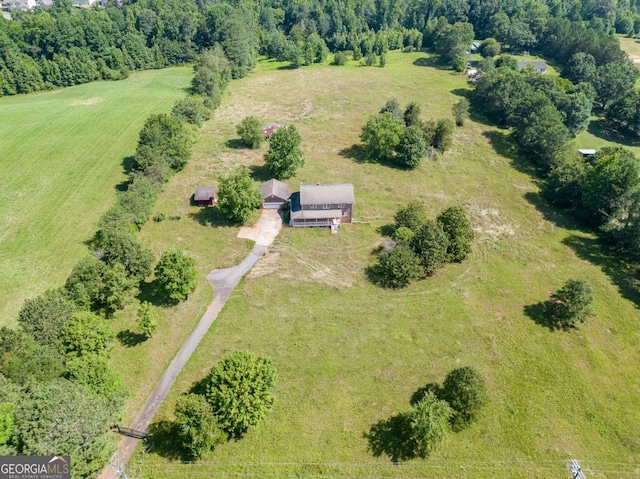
left=259, top=179, right=290, bottom=209
left=3, top=0, right=35, bottom=10
left=517, top=61, right=547, bottom=74
left=290, top=183, right=355, bottom=228
left=194, top=186, right=216, bottom=206
left=262, top=122, right=284, bottom=138
left=578, top=149, right=597, bottom=158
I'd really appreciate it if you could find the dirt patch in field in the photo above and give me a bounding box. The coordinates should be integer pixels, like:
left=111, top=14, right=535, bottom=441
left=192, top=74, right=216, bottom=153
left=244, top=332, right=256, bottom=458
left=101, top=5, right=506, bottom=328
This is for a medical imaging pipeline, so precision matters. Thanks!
left=247, top=242, right=355, bottom=288
left=629, top=54, right=640, bottom=64
left=469, top=205, right=516, bottom=242
left=71, top=97, right=102, bottom=106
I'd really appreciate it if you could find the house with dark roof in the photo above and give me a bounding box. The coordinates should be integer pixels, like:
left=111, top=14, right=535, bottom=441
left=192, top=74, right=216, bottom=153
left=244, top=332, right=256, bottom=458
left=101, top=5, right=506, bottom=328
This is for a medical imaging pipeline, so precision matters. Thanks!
left=194, top=186, right=216, bottom=206
left=262, top=122, right=284, bottom=138
left=259, top=179, right=290, bottom=209
left=517, top=61, right=547, bottom=73
left=290, top=183, right=355, bottom=228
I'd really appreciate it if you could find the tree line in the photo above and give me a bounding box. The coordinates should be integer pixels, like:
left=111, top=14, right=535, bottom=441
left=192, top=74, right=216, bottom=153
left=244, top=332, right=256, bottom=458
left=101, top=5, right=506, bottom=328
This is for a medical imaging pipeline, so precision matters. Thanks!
left=0, top=48, right=229, bottom=477
left=3, top=0, right=640, bottom=95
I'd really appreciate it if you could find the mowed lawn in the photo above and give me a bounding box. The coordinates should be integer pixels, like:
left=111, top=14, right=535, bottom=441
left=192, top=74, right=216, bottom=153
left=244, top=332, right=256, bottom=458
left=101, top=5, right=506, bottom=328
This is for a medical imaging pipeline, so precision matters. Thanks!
left=0, top=67, right=191, bottom=325
left=118, top=53, right=640, bottom=478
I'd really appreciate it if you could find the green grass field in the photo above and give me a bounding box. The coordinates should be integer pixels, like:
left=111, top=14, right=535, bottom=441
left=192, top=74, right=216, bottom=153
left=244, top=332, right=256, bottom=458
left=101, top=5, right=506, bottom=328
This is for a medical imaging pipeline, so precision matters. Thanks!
left=107, top=53, right=640, bottom=478
left=0, top=67, right=192, bottom=325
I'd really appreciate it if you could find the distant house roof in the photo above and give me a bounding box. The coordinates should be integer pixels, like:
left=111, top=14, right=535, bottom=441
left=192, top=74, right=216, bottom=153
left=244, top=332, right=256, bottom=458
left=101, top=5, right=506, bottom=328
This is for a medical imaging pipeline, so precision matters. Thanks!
left=262, top=122, right=284, bottom=137
left=300, top=183, right=355, bottom=205
left=259, top=179, right=290, bottom=200
left=517, top=61, right=547, bottom=72
left=578, top=149, right=597, bottom=156
left=194, top=186, right=215, bottom=201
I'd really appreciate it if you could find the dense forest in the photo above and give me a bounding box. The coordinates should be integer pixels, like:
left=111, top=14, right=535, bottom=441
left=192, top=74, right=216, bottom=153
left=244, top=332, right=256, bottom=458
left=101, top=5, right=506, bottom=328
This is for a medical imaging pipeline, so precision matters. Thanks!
left=3, top=0, right=640, bottom=95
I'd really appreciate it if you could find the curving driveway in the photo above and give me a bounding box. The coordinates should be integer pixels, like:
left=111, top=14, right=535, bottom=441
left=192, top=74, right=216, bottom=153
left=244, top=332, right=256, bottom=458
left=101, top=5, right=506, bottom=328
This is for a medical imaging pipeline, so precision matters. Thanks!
left=97, top=210, right=281, bottom=477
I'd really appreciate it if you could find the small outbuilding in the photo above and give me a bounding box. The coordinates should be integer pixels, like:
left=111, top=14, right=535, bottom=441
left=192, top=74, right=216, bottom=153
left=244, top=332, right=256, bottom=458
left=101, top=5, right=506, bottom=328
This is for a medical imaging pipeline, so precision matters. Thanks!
left=194, top=186, right=216, bottom=206
left=262, top=122, right=284, bottom=138
left=259, top=179, right=290, bottom=209
left=517, top=61, right=547, bottom=74
left=578, top=148, right=597, bottom=158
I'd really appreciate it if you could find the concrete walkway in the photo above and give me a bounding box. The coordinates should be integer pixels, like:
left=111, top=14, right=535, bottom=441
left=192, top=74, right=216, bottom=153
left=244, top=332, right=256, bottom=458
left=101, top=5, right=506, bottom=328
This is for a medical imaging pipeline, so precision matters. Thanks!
left=98, top=211, right=281, bottom=478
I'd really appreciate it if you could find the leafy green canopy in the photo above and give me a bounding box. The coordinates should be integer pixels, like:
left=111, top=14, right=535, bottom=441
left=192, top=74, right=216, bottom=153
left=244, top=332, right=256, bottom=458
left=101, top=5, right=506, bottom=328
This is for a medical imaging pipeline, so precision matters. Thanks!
left=205, top=351, right=277, bottom=437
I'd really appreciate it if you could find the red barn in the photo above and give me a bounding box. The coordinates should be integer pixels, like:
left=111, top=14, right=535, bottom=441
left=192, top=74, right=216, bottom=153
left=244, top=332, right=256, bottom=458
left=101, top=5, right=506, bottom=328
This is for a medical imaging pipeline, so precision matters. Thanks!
left=194, top=186, right=216, bottom=206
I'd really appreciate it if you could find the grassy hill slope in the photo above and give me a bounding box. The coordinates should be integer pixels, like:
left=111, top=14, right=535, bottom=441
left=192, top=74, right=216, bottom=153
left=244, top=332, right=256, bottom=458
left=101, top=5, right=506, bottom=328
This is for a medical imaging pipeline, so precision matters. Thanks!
left=118, top=53, right=640, bottom=478
left=0, top=67, right=192, bottom=325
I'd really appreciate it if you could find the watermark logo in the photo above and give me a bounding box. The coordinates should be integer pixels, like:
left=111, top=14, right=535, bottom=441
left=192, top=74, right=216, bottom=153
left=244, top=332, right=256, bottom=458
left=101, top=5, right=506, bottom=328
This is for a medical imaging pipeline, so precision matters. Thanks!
left=0, top=456, right=70, bottom=479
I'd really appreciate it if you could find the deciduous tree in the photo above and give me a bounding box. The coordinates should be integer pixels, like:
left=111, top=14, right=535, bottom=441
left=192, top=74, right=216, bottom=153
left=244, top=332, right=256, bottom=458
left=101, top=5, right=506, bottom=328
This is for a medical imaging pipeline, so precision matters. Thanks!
left=440, top=366, right=488, bottom=431
left=360, top=112, right=405, bottom=162
left=154, top=250, right=198, bottom=303
left=376, top=244, right=422, bottom=288
left=407, top=391, right=452, bottom=457
left=236, top=116, right=263, bottom=149
left=547, top=279, right=595, bottom=329
left=205, top=351, right=277, bottom=437
left=264, top=126, right=304, bottom=179
left=437, top=205, right=474, bottom=262
left=217, top=165, right=263, bottom=224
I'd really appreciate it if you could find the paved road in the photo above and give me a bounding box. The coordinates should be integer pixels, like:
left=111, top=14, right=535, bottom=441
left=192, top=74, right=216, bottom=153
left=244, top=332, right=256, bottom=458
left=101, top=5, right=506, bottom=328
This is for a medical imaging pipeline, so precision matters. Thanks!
left=98, top=211, right=281, bottom=478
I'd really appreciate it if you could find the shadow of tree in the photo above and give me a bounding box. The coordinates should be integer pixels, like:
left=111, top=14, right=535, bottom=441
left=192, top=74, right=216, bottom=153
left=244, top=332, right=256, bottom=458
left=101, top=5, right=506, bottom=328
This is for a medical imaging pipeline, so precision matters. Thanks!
left=588, top=118, right=640, bottom=148
left=376, top=224, right=396, bottom=237
left=116, top=329, right=148, bottom=347
left=410, top=383, right=441, bottom=406
left=338, top=144, right=369, bottom=163
left=365, top=413, right=415, bottom=462
left=137, top=279, right=175, bottom=307
left=482, top=130, right=543, bottom=179
left=225, top=138, right=247, bottom=149
left=523, top=192, right=588, bottom=232
left=189, top=376, right=210, bottom=396
left=412, top=56, right=450, bottom=71
left=523, top=301, right=556, bottom=331
left=249, top=164, right=272, bottom=182
left=146, top=420, right=189, bottom=461
left=190, top=206, right=238, bottom=228
left=122, top=155, right=135, bottom=175
left=562, top=234, right=640, bottom=309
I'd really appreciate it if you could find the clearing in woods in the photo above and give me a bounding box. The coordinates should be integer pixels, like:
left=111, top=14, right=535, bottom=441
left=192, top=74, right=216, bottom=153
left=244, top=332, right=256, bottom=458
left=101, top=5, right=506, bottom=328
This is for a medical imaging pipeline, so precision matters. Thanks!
left=109, top=52, right=640, bottom=478
left=0, top=67, right=192, bottom=325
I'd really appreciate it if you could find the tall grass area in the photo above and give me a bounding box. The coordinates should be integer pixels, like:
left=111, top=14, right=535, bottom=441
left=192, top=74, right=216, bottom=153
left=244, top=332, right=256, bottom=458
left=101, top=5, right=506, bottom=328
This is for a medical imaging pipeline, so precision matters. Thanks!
left=117, top=52, right=640, bottom=478
left=0, top=67, right=192, bottom=325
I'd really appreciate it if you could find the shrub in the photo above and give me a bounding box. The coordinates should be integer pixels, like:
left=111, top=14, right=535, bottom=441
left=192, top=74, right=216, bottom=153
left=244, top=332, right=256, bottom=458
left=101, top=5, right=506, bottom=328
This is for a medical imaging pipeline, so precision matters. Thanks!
left=205, top=351, right=277, bottom=437
left=392, top=226, right=415, bottom=244
left=175, top=394, right=226, bottom=459
left=440, top=366, right=488, bottom=431
left=137, top=301, right=159, bottom=338
left=236, top=116, right=264, bottom=149
left=407, top=391, right=452, bottom=457
left=365, top=52, right=377, bottom=66
left=547, top=279, right=595, bottom=329
left=333, top=52, right=348, bottom=65
left=394, top=200, right=428, bottom=232
left=377, top=244, right=422, bottom=288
